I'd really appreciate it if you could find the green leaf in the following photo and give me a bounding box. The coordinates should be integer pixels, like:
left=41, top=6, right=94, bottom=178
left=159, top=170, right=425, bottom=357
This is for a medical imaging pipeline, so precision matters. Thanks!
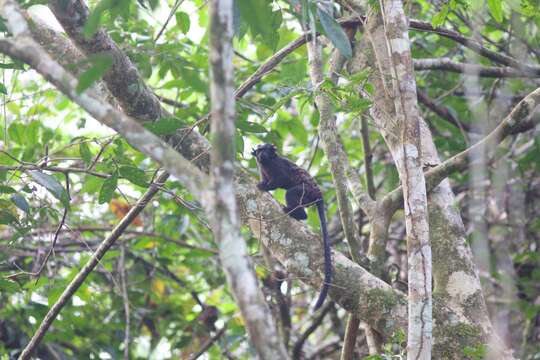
left=84, top=0, right=113, bottom=38
left=0, top=185, right=16, bottom=194
left=26, top=121, right=40, bottom=145
left=463, top=344, right=487, bottom=360
left=236, top=120, right=267, bottom=133
left=176, top=12, right=190, bottom=34
left=180, top=67, right=206, bottom=93
left=8, top=122, right=25, bottom=144
left=0, top=82, right=7, bottom=95
left=235, top=130, right=244, bottom=154
left=10, top=193, right=30, bottom=213
left=27, top=170, right=69, bottom=207
left=237, top=0, right=282, bottom=50
left=0, top=61, right=24, bottom=69
left=81, top=176, right=104, bottom=194
left=0, top=201, right=18, bottom=225
left=262, top=89, right=304, bottom=122
left=144, top=117, right=186, bottom=135
left=119, top=166, right=148, bottom=187
left=99, top=172, right=118, bottom=204
left=316, top=7, right=352, bottom=59
left=0, top=279, right=19, bottom=293
left=348, top=97, right=372, bottom=113
left=487, top=0, right=503, bottom=22
left=76, top=53, right=114, bottom=93
left=162, top=79, right=183, bottom=89
left=286, top=118, right=308, bottom=145
left=362, top=356, right=384, bottom=360
left=48, top=286, right=65, bottom=306
left=79, top=142, right=93, bottom=165
left=432, top=4, right=449, bottom=27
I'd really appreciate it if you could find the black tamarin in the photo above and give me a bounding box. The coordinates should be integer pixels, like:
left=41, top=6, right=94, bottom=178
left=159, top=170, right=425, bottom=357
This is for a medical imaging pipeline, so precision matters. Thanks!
left=251, top=143, right=331, bottom=310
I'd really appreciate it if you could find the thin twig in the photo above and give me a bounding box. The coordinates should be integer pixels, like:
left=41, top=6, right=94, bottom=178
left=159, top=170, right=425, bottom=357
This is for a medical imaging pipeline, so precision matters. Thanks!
left=306, top=135, right=320, bottom=172
left=88, top=137, right=114, bottom=171
left=292, top=301, right=333, bottom=359
left=127, top=250, right=205, bottom=308
left=384, top=86, right=540, bottom=212
left=188, top=327, right=226, bottom=360
left=361, top=116, right=375, bottom=200
left=155, top=93, right=187, bottom=108
left=6, top=172, right=70, bottom=281
left=154, top=0, right=185, bottom=43
left=16, top=171, right=169, bottom=360
left=14, top=226, right=217, bottom=254
left=0, top=164, right=108, bottom=178
left=417, top=89, right=471, bottom=141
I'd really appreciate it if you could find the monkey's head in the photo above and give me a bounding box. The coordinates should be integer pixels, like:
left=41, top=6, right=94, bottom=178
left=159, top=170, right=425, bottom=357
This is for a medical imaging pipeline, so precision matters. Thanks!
left=251, top=143, right=277, bottom=163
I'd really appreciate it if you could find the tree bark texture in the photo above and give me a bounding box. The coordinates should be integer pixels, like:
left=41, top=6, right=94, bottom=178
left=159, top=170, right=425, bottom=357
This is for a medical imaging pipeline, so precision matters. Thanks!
left=208, top=0, right=289, bottom=358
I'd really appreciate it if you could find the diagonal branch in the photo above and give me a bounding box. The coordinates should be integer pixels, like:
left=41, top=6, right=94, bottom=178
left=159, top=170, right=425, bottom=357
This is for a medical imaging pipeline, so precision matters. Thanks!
left=341, top=10, right=540, bottom=74
left=417, top=90, right=471, bottom=134
left=414, top=58, right=538, bottom=78
left=384, top=86, right=540, bottom=212
left=292, top=301, right=333, bottom=358
left=408, top=19, right=540, bottom=74
left=15, top=170, right=170, bottom=360
left=0, top=31, right=207, bottom=196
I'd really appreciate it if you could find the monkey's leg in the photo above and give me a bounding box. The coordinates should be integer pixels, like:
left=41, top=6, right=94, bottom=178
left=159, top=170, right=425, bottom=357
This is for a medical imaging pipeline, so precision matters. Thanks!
left=284, top=185, right=309, bottom=220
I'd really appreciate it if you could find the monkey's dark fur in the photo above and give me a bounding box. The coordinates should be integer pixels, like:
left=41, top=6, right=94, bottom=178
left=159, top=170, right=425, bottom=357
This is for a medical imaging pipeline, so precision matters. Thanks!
left=252, top=143, right=331, bottom=310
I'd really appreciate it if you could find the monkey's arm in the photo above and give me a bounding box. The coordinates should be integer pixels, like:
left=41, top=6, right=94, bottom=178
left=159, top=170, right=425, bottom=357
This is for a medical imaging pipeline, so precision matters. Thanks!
left=257, top=179, right=280, bottom=191
left=257, top=161, right=286, bottom=191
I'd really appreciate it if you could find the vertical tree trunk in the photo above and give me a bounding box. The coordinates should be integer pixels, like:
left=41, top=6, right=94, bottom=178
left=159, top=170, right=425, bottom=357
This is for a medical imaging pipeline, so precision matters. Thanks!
left=377, top=1, right=432, bottom=358
left=345, top=0, right=515, bottom=357
left=208, top=1, right=289, bottom=358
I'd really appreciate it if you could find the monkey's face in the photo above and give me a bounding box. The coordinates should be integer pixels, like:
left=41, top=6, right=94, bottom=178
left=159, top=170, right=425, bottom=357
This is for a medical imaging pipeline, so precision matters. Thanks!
left=251, top=143, right=277, bottom=163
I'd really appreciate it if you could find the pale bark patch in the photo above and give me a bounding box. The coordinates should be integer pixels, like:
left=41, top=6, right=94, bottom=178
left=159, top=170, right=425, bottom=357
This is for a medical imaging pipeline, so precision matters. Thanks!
left=447, top=271, right=480, bottom=301
left=389, top=38, right=409, bottom=54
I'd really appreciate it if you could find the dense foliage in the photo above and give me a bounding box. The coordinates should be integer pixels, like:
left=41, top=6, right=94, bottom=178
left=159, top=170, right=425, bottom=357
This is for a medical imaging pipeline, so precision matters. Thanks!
left=1, top=0, right=539, bottom=358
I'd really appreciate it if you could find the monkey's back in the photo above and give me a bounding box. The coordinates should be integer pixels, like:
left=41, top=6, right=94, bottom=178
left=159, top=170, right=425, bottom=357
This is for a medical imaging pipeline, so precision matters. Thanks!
left=278, top=157, right=322, bottom=199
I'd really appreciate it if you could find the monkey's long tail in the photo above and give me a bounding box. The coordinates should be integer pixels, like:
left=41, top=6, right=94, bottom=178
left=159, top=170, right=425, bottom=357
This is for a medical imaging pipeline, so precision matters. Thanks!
left=314, top=200, right=332, bottom=310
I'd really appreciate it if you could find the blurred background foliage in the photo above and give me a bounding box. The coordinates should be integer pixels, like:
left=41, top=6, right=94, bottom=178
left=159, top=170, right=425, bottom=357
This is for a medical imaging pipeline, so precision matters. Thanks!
left=1, top=0, right=540, bottom=358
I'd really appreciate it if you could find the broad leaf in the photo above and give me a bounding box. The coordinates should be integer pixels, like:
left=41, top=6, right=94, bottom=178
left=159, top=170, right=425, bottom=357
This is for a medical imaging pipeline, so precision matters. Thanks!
left=119, top=166, right=148, bottom=187
left=0, top=185, right=16, bottom=194
left=99, top=172, right=118, bottom=204
left=236, top=120, right=267, bottom=133
left=432, top=4, right=449, bottom=27
left=487, top=0, right=503, bottom=22
left=28, top=170, right=69, bottom=207
left=0, top=201, right=18, bottom=225
left=79, top=142, right=93, bottom=165
left=76, top=53, right=114, bottom=93
left=317, top=7, right=352, bottom=59
left=0, top=279, right=19, bottom=293
left=144, top=117, right=186, bottom=136
left=237, top=0, right=282, bottom=50
left=10, top=193, right=30, bottom=213
left=176, top=12, right=190, bottom=34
